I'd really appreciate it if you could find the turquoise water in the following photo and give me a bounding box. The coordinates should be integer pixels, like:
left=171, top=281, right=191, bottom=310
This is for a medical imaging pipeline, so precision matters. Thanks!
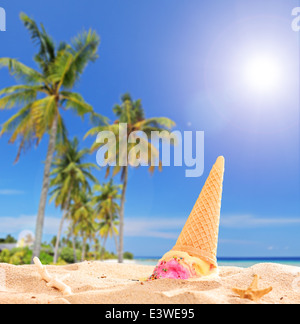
left=134, top=258, right=300, bottom=268
left=218, top=259, right=300, bottom=268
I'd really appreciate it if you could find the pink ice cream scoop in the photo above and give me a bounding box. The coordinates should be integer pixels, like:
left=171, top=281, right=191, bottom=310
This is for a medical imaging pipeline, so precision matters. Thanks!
left=151, top=259, right=193, bottom=280
left=148, top=251, right=212, bottom=280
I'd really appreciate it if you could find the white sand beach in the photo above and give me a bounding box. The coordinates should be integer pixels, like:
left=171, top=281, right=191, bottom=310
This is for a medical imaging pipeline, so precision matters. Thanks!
left=0, top=261, right=299, bottom=304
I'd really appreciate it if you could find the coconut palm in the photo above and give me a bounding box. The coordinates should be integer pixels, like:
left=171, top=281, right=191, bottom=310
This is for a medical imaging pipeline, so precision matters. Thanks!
left=49, top=137, right=99, bottom=263
left=0, top=13, right=100, bottom=258
left=98, top=213, right=119, bottom=260
left=85, top=93, right=175, bottom=262
left=66, top=224, right=80, bottom=263
left=70, top=190, right=96, bottom=261
left=93, top=179, right=121, bottom=257
left=92, top=237, right=101, bottom=260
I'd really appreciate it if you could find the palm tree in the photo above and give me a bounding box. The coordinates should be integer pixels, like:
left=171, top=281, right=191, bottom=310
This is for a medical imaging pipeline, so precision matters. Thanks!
left=93, top=179, right=121, bottom=257
left=85, top=93, right=175, bottom=262
left=66, top=223, right=80, bottom=263
left=0, top=13, right=100, bottom=258
left=98, top=213, right=119, bottom=260
left=92, top=237, right=101, bottom=260
left=49, top=137, right=99, bottom=263
left=70, top=190, right=96, bottom=262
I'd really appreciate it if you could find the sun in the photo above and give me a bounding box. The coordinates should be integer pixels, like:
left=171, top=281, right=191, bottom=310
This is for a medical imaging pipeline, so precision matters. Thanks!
left=243, top=54, right=282, bottom=94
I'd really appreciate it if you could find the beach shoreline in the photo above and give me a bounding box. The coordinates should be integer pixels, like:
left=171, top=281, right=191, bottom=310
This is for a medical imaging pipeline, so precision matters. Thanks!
left=0, top=261, right=299, bottom=304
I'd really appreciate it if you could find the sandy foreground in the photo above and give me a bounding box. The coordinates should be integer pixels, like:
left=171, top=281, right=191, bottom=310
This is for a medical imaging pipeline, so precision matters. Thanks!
left=0, top=261, right=299, bottom=304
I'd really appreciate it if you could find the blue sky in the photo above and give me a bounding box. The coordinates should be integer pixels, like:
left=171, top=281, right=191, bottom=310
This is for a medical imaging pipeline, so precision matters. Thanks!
left=0, top=0, right=299, bottom=258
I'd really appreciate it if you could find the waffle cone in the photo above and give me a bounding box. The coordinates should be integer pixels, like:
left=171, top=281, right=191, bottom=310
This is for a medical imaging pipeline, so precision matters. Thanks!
left=172, top=156, right=225, bottom=267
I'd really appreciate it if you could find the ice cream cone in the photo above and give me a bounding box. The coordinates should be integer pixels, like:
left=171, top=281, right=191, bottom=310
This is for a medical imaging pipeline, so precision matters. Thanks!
left=172, top=156, right=225, bottom=268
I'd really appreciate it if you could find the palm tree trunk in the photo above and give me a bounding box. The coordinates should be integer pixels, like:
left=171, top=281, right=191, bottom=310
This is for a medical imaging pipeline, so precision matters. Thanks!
left=81, top=236, right=87, bottom=262
left=71, top=230, right=77, bottom=263
left=101, top=235, right=108, bottom=261
left=113, top=231, right=119, bottom=255
left=33, top=114, right=58, bottom=260
left=53, top=192, right=71, bottom=264
left=53, top=210, right=67, bottom=264
left=94, top=239, right=98, bottom=260
left=109, top=209, right=119, bottom=255
left=118, top=166, right=128, bottom=263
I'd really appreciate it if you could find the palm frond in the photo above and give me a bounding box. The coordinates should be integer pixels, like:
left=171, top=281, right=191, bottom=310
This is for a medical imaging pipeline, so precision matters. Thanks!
left=20, top=13, right=55, bottom=71
left=89, top=112, right=109, bottom=127
left=0, top=89, right=38, bottom=110
left=136, top=117, right=176, bottom=130
left=56, top=114, right=68, bottom=146
left=30, top=96, right=57, bottom=139
left=50, top=136, right=98, bottom=211
left=0, top=85, right=47, bottom=96
left=60, top=29, right=100, bottom=88
left=60, top=91, right=93, bottom=116
left=0, top=104, right=32, bottom=137
left=48, top=49, right=74, bottom=87
left=0, top=58, right=44, bottom=84
left=0, top=103, right=36, bottom=162
left=71, top=29, right=100, bottom=69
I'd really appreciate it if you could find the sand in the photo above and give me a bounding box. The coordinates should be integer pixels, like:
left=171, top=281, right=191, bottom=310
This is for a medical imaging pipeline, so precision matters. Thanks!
left=0, top=261, right=299, bottom=304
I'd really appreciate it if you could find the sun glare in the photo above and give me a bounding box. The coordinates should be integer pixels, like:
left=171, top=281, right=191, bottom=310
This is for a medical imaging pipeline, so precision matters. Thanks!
left=243, top=55, right=282, bottom=94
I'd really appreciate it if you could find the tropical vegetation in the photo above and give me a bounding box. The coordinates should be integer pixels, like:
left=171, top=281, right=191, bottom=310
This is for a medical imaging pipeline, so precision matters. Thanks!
left=0, top=235, right=17, bottom=244
left=49, top=137, right=98, bottom=263
left=0, top=13, right=100, bottom=259
left=0, top=235, right=132, bottom=265
left=0, top=14, right=175, bottom=265
left=86, top=93, right=175, bottom=262
left=93, top=180, right=122, bottom=259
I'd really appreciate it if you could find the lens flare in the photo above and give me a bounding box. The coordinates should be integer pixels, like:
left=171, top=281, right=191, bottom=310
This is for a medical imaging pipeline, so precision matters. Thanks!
left=243, top=55, right=282, bottom=94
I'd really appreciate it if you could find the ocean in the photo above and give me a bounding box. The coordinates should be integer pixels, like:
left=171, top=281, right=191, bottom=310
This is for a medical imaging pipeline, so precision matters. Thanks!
left=134, top=257, right=300, bottom=268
